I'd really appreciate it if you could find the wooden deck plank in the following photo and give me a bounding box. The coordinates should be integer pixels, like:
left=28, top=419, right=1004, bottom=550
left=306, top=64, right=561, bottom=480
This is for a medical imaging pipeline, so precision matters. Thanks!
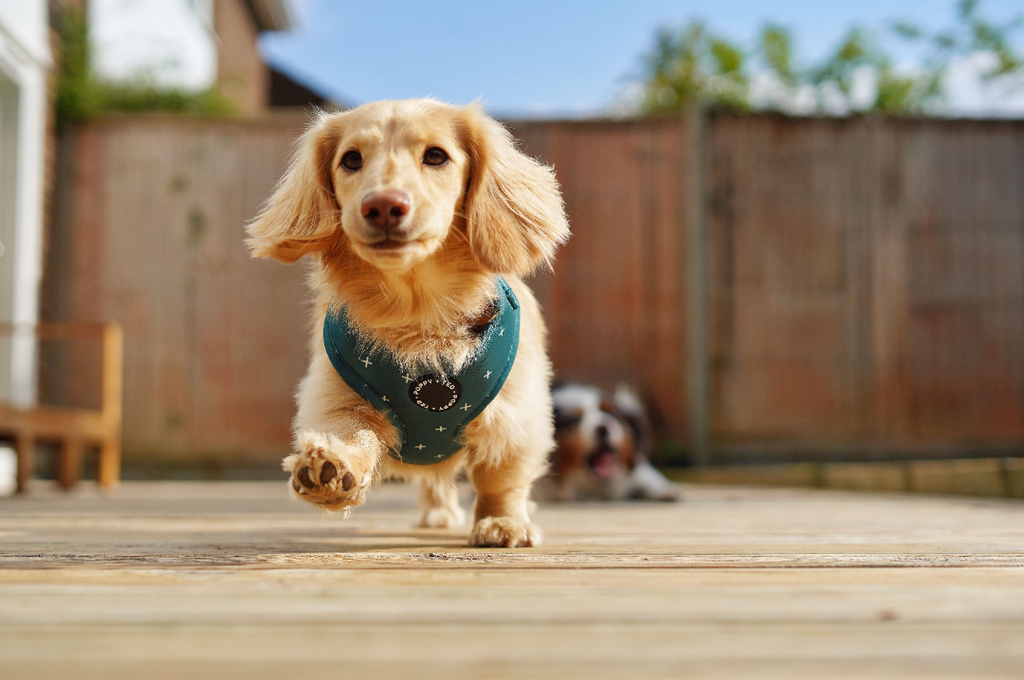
left=1, top=482, right=1023, bottom=679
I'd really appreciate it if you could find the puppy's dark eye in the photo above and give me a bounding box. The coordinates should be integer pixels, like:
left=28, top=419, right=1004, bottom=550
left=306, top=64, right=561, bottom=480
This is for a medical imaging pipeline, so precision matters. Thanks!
left=423, top=147, right=449, bottom=166
left=554, top=407, right=585, bottom=431
left=340, top=150, right=362, bottom=171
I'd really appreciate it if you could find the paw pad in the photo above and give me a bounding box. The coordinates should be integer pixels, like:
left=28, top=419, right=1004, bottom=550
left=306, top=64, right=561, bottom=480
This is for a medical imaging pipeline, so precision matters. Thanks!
left=319, top=461, right=337, bottom=485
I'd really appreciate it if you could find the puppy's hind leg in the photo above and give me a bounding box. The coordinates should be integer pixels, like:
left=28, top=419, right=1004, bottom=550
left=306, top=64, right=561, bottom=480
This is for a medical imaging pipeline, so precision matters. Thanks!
left=417, top=475, right=466, bottom=528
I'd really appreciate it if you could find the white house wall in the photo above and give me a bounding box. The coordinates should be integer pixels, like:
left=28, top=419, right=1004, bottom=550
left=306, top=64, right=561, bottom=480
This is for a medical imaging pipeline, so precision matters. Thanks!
left=0, top=0, right=50, bottom=406
left=0, top=2, right=50, bottom=64
left=90, top=0, right=217, bottom=92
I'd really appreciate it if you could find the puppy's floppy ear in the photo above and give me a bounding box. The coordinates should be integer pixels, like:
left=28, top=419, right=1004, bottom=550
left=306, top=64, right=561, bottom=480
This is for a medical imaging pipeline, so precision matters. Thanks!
left=246, top=113, right=343, bottom=263
left=459, top=104, right=569, bottom=275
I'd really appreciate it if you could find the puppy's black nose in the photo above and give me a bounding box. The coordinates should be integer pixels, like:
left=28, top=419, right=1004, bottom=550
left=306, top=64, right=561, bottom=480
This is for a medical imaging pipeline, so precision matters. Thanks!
left=596, top=425, right=609, bottom=441
left=361, top=191, right=411, bottom=231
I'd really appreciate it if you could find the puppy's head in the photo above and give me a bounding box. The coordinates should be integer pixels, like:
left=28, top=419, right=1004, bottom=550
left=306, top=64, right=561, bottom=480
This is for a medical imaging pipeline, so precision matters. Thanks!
left=551, top=383, right=639, bottom=500
left=246, top=99, right=568, bottom=276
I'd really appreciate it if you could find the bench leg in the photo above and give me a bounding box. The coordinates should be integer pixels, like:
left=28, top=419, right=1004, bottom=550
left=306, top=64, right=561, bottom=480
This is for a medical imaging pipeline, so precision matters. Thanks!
left=15, top=434, right=34, bottom=493
left=58, top=438, right=83, bottom=489
left=98, top=438, right=120, bottom=489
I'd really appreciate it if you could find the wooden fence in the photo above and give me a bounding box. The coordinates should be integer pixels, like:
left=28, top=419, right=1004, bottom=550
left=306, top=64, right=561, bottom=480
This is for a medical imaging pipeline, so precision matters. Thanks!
left=44, top=112, right=1024, bottom=465
left=703, top=115, right=1024, bottom=462
left=45, top=115, right=313, bottom=463
left=511, top=117, right=694, bottom=450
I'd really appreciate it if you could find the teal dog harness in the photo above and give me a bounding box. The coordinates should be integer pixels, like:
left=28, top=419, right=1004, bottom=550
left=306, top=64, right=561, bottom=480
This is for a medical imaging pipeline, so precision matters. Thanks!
left=323, top=277, right=520, bottom=465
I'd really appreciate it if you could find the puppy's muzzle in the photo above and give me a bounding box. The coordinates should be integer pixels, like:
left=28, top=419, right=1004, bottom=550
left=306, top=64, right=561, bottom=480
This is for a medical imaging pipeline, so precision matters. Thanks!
left=361, top=191, right=411, bottom=233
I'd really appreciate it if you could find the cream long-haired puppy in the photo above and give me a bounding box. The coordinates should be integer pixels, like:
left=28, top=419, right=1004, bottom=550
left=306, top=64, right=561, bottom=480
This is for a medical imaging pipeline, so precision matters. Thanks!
left=246, top=100, right=568, bottom=547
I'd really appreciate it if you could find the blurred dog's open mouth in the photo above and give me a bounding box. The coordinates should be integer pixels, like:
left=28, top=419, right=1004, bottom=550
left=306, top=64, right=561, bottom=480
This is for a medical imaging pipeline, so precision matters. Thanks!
left=587, top=448, right=618, bottom=480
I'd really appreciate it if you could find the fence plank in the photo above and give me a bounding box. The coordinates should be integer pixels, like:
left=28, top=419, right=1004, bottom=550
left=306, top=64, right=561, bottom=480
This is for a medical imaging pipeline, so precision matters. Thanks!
left=513, top=119, right=691, bottom=442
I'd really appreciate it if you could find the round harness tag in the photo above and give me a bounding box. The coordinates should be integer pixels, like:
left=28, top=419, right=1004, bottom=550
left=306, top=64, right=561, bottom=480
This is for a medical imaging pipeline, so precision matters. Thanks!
left=410, top=375, right=462, bottom=412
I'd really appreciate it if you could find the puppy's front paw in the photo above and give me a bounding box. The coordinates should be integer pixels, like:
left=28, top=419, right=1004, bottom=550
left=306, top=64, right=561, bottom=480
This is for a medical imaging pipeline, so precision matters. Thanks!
left=469, top=516, right=541, bottom=548
left=284, top=431, right=373, bottom=511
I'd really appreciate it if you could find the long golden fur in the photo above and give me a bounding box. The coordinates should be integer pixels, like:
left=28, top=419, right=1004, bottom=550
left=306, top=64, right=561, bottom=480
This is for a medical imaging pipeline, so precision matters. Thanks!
left=246, top=99, right=569, bottom=547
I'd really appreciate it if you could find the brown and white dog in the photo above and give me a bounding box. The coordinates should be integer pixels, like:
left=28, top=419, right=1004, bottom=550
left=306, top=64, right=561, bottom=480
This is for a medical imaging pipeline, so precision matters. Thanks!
left=539, top=382, right=681, bottom=502
left=246, top=99, right=569, bottom=547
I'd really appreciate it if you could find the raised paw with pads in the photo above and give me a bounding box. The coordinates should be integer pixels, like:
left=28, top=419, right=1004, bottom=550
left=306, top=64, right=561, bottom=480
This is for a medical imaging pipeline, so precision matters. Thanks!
left=284, top=431, right=374, bottom=511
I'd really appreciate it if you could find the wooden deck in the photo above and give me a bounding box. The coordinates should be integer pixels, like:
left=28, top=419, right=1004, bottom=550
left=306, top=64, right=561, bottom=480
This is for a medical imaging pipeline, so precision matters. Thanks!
left=2, top=481, right=1023, bottom=679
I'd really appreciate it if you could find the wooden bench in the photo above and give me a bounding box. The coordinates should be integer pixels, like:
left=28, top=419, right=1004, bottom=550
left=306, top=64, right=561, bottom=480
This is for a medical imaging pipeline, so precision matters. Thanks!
left=0, top=323, right=123, bottom=491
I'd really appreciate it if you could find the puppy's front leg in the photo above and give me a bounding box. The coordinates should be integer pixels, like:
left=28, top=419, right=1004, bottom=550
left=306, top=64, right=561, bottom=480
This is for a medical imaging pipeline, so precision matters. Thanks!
left=285, top=351, right=390, bottom=511
left=469, top=458, right=543, bottom=548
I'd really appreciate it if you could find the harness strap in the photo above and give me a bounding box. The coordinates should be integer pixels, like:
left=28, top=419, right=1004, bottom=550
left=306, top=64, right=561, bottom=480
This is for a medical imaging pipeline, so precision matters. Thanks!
left=323, top=278, right=520, bottom=465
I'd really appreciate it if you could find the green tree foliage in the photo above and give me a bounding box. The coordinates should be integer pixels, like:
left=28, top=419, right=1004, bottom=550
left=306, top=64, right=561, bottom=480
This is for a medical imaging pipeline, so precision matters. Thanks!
left=55, top=7, right=235, bottom=128
left=641, top=22, right=749, bottom=114
left=638, top=0, right=1023, bottom=115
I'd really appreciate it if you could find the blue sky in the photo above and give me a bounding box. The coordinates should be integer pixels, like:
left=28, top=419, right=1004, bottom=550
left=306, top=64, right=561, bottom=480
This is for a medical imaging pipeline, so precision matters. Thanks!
left=260, top=0, right=1024, bottom=117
